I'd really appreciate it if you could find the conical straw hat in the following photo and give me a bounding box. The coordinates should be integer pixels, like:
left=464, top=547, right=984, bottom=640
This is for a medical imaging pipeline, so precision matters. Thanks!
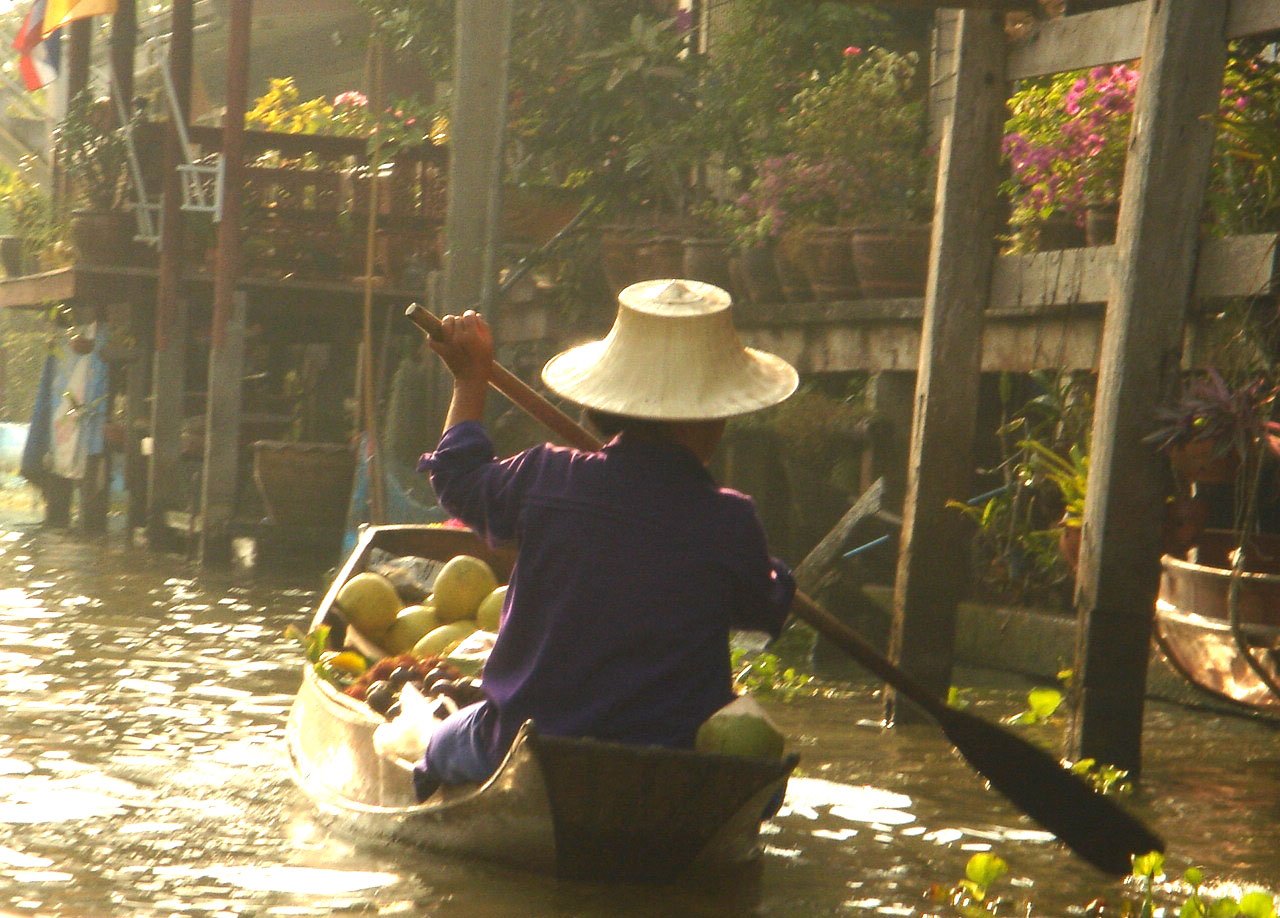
left=541, top=279, right=798, bottom=421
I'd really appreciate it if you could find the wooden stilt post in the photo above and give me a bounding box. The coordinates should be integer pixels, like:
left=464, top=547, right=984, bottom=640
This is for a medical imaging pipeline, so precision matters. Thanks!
left=199, top=0, right=252, bottom=564
left=146, top=0, right=194, bottom=546
left=441, top=0, right=514, bottom=319
left=886, top=10, right=1007, bottom=725
left=109, top=0, right=136, bottom=117
left=1070, top=0, right=1228, bottom=775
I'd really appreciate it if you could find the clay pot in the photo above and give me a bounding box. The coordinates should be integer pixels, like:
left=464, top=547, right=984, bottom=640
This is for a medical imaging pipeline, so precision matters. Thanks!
left=786, top=225, right=859, bottom=301
left=732, top=245, right=784, bottom=305
left=1036, top=213, right=1086, bottom=251
left=1168, top=439, right=1240, bottom=484
left=1085, top=202, right=1119, bottom=246
left=849, top=223, right=931, bottom=298
left=681, top=238, right=734, bottom=293
left=1058, top=520, right=1082, bottom=573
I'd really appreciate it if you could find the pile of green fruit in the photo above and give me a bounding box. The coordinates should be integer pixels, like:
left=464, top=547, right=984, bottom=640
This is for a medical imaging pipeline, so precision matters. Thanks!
left=335, top=554, right=507, bottom=658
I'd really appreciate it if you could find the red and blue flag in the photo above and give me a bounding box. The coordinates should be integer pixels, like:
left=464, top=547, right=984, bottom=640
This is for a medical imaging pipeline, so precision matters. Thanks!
left=13, top=0, right=62, bottom=91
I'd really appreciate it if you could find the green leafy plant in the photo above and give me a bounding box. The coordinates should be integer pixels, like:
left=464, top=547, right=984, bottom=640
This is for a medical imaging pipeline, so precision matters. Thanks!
left=1068, top=757, right=1133, bottom=796
left=0, top=162, right=61, bottom=254
left=785, top=46, right=933, bottom=225
left=929, top=852, right=1011, bottom=916
left=1004, top=685, right=1064, bottom=726
left=55, top=91, right=130, bottom=212
left=949, top=372, right=1095, bottom=606
left=1020, top=439, right=1089, bottom=529
left=730, top=649, right=814, bottom=702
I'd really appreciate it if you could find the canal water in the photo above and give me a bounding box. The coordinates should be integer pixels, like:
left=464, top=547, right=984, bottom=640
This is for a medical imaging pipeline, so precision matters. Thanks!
left=0, top=520, right=1277, bottom=916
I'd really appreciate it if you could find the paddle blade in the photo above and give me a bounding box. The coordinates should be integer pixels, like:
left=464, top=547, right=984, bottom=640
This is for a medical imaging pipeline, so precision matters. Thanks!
left=937, top=705, right=1164, bottom=876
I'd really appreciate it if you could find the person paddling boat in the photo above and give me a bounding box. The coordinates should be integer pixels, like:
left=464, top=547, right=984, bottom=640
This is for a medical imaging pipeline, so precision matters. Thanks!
left=413, top=279, right=799, bottom=798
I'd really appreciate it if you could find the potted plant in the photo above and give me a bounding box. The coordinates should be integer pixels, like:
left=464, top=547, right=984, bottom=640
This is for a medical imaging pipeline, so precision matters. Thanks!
left=733, top=154, right=861, bottom=301
left=55, top=92, right=131, bottom=265
left=0, top=161, right=65, bottom=274
left=1144, top=370, right=1280, bottom=484
left=785, top=46, right=935, bottom=298
left=1021, top=439, right=1088, bottom=573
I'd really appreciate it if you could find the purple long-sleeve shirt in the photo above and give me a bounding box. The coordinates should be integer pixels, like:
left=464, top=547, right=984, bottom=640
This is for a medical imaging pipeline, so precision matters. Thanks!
left=418, top=420, right=795, bottom=769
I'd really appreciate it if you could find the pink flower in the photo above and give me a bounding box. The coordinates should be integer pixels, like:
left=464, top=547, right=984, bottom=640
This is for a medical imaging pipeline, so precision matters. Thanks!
left=844, top=46, right=862, bottom=57
left=334, top=90, right=367, bottom=108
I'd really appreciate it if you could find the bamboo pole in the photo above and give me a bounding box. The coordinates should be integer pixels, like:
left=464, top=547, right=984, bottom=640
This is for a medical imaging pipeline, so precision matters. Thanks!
left=361, top=36, right=387, bottom=524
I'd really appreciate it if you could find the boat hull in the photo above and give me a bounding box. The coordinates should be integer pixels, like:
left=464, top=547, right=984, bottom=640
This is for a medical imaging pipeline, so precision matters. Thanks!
left=286, top=524, right=798, bottom=881
left=1155, top=530, right=1280, bottom=711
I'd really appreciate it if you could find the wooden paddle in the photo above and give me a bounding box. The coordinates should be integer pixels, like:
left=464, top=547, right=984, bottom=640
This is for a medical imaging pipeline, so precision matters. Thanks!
left=405, top=302, right=1164, bottom=876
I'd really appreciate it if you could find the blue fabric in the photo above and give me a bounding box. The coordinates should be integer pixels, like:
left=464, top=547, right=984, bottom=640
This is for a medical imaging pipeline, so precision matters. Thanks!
left=417, top=420, right=795, bottom=782
left=19, top=352, right=55, bottom=484
left=82, top=326, right=108, bottom=459
left=343, top=434, right=446, bottom=556
left=413, top=701, right=500, bottom=798
left=19, top=328, right=109, bottom=484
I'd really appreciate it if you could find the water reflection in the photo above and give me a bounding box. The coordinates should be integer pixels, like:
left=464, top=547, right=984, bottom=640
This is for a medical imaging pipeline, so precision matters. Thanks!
left=0, top=525, right=1276, bottom=916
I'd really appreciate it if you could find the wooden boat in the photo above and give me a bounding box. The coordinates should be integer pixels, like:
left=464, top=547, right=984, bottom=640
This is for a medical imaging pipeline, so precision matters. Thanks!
left=1154, top=529, right=1280, bottom=712
left=286, top=524, right=799, bottom=882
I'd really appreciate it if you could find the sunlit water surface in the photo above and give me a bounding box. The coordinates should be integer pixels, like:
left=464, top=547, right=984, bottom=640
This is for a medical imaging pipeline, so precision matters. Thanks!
left=0, top=524, right=1277, bottom=916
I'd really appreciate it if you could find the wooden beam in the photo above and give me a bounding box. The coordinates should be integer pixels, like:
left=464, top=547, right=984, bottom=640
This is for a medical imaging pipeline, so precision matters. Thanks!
left=887, top=10, right=1008, bottom=725
left=1227, top=0, right=1280, bottom=39
left=1008, top=0, right=1280, bottom=82
left=147, top=0, right=194, bottom=545
left=442, top=0, right=514, bottom=317
left=200, top=0, right=253, bottom=564
left=1070, top=0, right=1229, bottom=777
left=989, top=234, right=1279, bottom=310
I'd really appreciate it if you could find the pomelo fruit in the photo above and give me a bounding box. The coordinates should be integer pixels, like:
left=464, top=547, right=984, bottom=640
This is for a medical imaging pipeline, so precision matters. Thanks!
left=695, top=698, right=786, bottom=759
left=381, top=604, right=441, bottom=654
left=432, top=555, right=498, bottom=623
left=412, top=621, right=478, bottom=659
left=475, top=585, right=507, bottom=632
left=335, top=572, right=402, bottom=639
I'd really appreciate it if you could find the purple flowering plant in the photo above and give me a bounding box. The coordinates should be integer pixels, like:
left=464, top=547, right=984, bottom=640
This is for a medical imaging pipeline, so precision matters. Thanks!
left=1004, top=48, right=1280, bottom=241
left=1002, top=64, right=1137, bottom=234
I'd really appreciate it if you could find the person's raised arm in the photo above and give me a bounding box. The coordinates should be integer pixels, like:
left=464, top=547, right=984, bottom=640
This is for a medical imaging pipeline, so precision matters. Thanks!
left=428, top=310, right=493, bottom=433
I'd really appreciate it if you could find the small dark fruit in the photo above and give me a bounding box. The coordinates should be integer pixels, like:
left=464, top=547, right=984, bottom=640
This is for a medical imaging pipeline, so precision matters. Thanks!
left=365, top=680, right=395, bottom=714
left=385, top=702, right=402, bottom=721
left=388, top=666, right=415, bottom=687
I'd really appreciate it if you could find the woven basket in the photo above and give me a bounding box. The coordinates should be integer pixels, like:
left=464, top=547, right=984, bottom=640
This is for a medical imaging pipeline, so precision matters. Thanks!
left=252, top=440, right=355, bottom=528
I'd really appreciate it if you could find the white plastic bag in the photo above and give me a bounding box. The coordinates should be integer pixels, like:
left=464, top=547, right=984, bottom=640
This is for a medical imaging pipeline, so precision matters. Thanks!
left=372, top=683, right=459, bottom=761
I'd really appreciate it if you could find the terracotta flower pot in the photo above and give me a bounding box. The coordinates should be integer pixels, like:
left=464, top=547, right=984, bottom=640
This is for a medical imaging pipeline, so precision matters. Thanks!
left=681, top=238, right=734, bottom=293
left=1085, top=202, right=1119, bottom=246
left=70, top=209, right=133, bottom=265
left=771, top=244, right=812, bottom=303
left=1036, top=213, right=1086, bottom=251
left=1058, top=520, right=1082, bottom=573
left=849, top=223, right=931, bottom=298
left=1168, top=439, right=1240, bottom=484
left=730, top=245, right=784, bottom=305
left=785, top=225, right=859, bottom=301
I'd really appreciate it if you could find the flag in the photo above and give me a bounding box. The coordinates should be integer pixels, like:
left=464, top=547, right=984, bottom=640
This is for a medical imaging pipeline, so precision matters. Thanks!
left=42, top=0, right=117, bottom=38
left=12, top=0, right=60, bottom=91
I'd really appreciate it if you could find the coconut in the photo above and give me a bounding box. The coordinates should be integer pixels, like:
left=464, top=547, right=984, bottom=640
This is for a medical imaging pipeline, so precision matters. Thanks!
left=695, top=696, right=786, bottom=759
